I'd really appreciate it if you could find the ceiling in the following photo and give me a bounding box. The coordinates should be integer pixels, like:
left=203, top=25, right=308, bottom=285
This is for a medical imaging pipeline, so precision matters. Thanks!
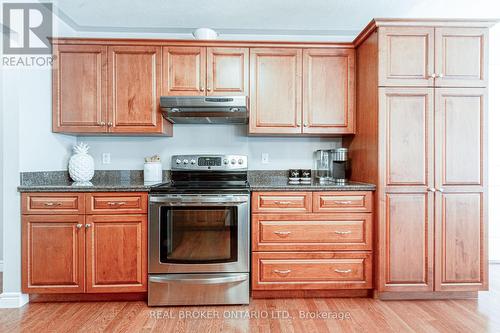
left=43, top=0, right=500, bottom=38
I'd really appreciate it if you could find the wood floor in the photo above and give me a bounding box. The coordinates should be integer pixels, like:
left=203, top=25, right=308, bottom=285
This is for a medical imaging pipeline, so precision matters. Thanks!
left=0, top=266, right=499, bottom=332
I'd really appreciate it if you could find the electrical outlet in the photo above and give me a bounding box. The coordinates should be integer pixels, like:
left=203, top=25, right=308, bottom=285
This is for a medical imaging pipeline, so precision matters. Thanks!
left=102, top=153, right=111, bottom=164
left=261, top=153, right=269, bottom=164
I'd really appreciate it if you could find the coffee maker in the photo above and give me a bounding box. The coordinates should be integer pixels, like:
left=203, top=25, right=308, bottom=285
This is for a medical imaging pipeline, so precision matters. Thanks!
left=314, top=148, right=350, bottom=184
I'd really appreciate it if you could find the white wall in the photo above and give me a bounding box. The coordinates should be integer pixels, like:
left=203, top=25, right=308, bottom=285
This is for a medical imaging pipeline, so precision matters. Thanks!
left=78, top=127, right=341, bottom=170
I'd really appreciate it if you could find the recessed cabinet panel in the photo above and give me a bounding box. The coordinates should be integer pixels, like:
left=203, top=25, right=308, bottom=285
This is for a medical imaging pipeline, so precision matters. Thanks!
left=379, top=27, right=435, bottom=86
left=53, top=45, right=107, bottom=133
left=86, top=215, right=147, bottom=293
left=249, top=48, right=302, bottom=134
left=302, top=49, right=355, bottom=134
left=22, top=215, right=85, bottom=293
left=380, top=88, right=434, bottom=186
left=382, top=192, right=433, bottom=291
left=435, top=28, right=487, bottom=87
left=435, top=88, right=485, bottom=187
left=163, top=46, right=206, bottom=96
left=435, top=192, right=486, bottom=291
left=207, top=47, right=249, bottom=95
left=108, top=46, right=163, bottom=133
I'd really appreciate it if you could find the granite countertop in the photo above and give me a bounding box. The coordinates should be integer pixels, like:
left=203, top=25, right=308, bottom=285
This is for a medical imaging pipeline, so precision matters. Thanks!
left=18, top=170, right=376, bottom=192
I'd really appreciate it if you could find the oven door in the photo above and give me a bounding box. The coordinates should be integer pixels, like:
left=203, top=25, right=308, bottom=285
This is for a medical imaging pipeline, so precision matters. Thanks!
left=149, top=194, right=249, bottom=273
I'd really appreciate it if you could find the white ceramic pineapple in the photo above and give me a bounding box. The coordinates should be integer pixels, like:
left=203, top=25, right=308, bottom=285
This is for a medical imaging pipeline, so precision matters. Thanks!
left=69, top=143, right=95, bottom=183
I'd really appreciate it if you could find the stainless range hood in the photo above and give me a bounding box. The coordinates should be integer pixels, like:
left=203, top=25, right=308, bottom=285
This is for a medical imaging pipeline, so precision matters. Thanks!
left=160, top=96, right=248, bottom=124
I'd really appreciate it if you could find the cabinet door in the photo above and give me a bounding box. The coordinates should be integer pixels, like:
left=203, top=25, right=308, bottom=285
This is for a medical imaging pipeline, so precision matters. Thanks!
left=108, top=45, right=167, bottom=134
left=434, top=88, right=487, bottom=291
left=249, top=48, right=302, bottom=134
left=378, top=88, right=435, bottom=292
left=303, top=49, right=355, bottom=134
left=163, top=46, right=206, bottom=96
left=85, top=215, right=147, bottom=293
left=22, top=215, right=85, bottom=293
left=378, top=27, right=435, bottom=87
left=207, top=47, right=249, bottom=96
left=435, top=28, right=488, bottom=87
left=53, top=44, right=107, bottom=133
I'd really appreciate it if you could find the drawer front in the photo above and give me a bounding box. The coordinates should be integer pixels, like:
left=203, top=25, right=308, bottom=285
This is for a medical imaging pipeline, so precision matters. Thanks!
left=22, top=193, right=84, bottom=215
left=252, top=252, right=372, bottom=290
left=313, top=191, right=372, bottom=213
left=252, top=192, right=312, bottom=213
left=252, top=213, right=372, bottom=251
left=85, top=192, right=148, bottom=214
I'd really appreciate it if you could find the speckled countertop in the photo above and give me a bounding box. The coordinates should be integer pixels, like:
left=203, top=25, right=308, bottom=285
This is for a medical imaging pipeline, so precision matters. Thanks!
left=18, top=170, right=375, bottom=192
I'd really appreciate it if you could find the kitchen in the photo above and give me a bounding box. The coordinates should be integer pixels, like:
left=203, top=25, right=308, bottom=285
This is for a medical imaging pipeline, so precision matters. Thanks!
left=1, top=0, right=500, bottom=332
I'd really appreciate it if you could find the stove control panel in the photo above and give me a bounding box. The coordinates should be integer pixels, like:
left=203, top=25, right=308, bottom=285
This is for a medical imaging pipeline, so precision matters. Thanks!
left=172, top=154, right=248, bottom=170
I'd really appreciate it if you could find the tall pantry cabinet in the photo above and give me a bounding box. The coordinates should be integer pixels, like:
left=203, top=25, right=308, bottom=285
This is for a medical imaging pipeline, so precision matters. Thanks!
left=348, top=19, right=494, bottom=298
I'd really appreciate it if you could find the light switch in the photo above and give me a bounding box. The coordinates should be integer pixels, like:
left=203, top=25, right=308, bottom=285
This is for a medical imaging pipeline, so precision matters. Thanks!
left=102, top=153, right=111, bottom=164
left=261, top=153, right=269, bottom=164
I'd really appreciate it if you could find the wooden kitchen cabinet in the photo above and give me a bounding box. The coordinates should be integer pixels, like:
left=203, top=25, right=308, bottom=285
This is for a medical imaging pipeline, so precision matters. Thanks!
left=21, top=191, right=149, bottom=295
left=207, top=47, right=249, bottom=95
left=249, top=48, right=303, bottom=134
left=53, top=44, right=172, bottom=135
left=434, top=88, right=487, bottom=291
left=435, top=28, right=488, bottom=87
left=85, top=215, right=147, bottom=293
left=52, top=44, right=107, bottom=133
left=302, top=48, right=356, bottom=134
left=163, top=46, right=249, bottom=96
left=108, top=46, right=166, bottom=134
left=378, top=26, right=488, bottom=87
left=22, top=215, right=85, bottom=293
left=163, top=46, right=206, bottom=96
left=251, top=191, right=374, bottom=297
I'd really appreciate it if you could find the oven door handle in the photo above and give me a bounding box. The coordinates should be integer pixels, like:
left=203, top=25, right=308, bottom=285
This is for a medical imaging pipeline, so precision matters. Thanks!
left=149, top=274, right=248, bottom=285
left=152, top=201, right=247, bottom=206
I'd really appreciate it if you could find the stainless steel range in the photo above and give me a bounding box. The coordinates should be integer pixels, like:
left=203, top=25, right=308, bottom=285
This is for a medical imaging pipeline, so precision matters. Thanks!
left=148, top=154, right=250, bottom=306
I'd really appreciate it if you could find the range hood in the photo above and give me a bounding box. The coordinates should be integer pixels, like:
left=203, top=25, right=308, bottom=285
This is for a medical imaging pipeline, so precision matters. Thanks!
left=160, top=96, right=248, bottom=124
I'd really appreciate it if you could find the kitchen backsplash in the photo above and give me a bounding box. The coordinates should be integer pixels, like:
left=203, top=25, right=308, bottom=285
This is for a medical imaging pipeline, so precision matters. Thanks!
left=78, top=124, right=341, bottom=170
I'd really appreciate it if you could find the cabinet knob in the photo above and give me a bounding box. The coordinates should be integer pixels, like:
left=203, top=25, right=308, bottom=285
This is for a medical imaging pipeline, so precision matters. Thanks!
left=99, top=122, right=105, bottom=126
left=85, top=223, right=91, bottom=229
left=428, top=188, right=436, bottom=192
left=76, top=224, right=83, bottom=229
left=438, top=73, right=444, bottom=78
left=437, top=188, right=444, bottom=193
left=200, top=87, right=205, bottom=92
left=107, top=122, right=113, bottom=127
left=207, top=87, right=211, bottom=92
left=430, top=73, right=437, bottom=78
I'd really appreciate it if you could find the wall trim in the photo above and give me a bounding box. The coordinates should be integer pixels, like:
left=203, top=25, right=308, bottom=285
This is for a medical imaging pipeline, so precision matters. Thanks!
left=0, top=293, right=29, bottom=308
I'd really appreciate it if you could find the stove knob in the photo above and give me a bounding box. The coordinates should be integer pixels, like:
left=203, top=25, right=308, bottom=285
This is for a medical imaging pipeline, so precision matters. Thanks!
left=183, top=159, right=189, bottom=165
left=175, top=159, right=181, bottom=164
left=231, top=159, right=236, bottom=165
left=190, top=159, right=196, bottom=165
left=238, top=159, right=244, bottom=165
left=223, top=159, right=229, bottom=165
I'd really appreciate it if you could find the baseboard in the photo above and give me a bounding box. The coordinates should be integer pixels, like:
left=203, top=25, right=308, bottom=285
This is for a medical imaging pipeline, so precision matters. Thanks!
left=0, top=292, right=29, bottom=308
left=0, top=260, right=3, bottom=272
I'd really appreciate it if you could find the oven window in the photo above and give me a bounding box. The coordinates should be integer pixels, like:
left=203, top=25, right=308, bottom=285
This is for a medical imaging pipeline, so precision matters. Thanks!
left=159, top=206, right=238, bottom=264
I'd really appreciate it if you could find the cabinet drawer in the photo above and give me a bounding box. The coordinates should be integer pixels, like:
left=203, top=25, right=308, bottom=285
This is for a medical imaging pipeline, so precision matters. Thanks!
left=85, top=192, right=148, bottom=214
left=252, top=252, right=372, bottom=290
left=252, top=213, right=372, bottom=251
left=252, top=192, right=312, bottom=213
left=22, top=193, right=85, bottom=215
left=313, top=191, right=372, bottom=213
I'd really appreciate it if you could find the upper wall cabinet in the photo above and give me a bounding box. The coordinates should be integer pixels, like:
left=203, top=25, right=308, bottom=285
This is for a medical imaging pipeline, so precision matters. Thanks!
left=303, top=49, right=356, bottom=134
left=108, top=46, right=164, bottom=134
left=249, top=48, right=355, bottom=135
left=53, top=44, right=172, bottom=136
left=163, top=46, right=249, bottom=96
left=378, top=27, right=488, bottom=87
left=249, top=48, right=303, bottom=134
left=53, top=45, right=107, bottom=133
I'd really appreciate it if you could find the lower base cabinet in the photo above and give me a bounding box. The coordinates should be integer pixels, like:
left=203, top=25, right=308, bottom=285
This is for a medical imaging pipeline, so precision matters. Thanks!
left=251, top=191, right=374, bottom=296
left=21, top=192, right=148, bottom=294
